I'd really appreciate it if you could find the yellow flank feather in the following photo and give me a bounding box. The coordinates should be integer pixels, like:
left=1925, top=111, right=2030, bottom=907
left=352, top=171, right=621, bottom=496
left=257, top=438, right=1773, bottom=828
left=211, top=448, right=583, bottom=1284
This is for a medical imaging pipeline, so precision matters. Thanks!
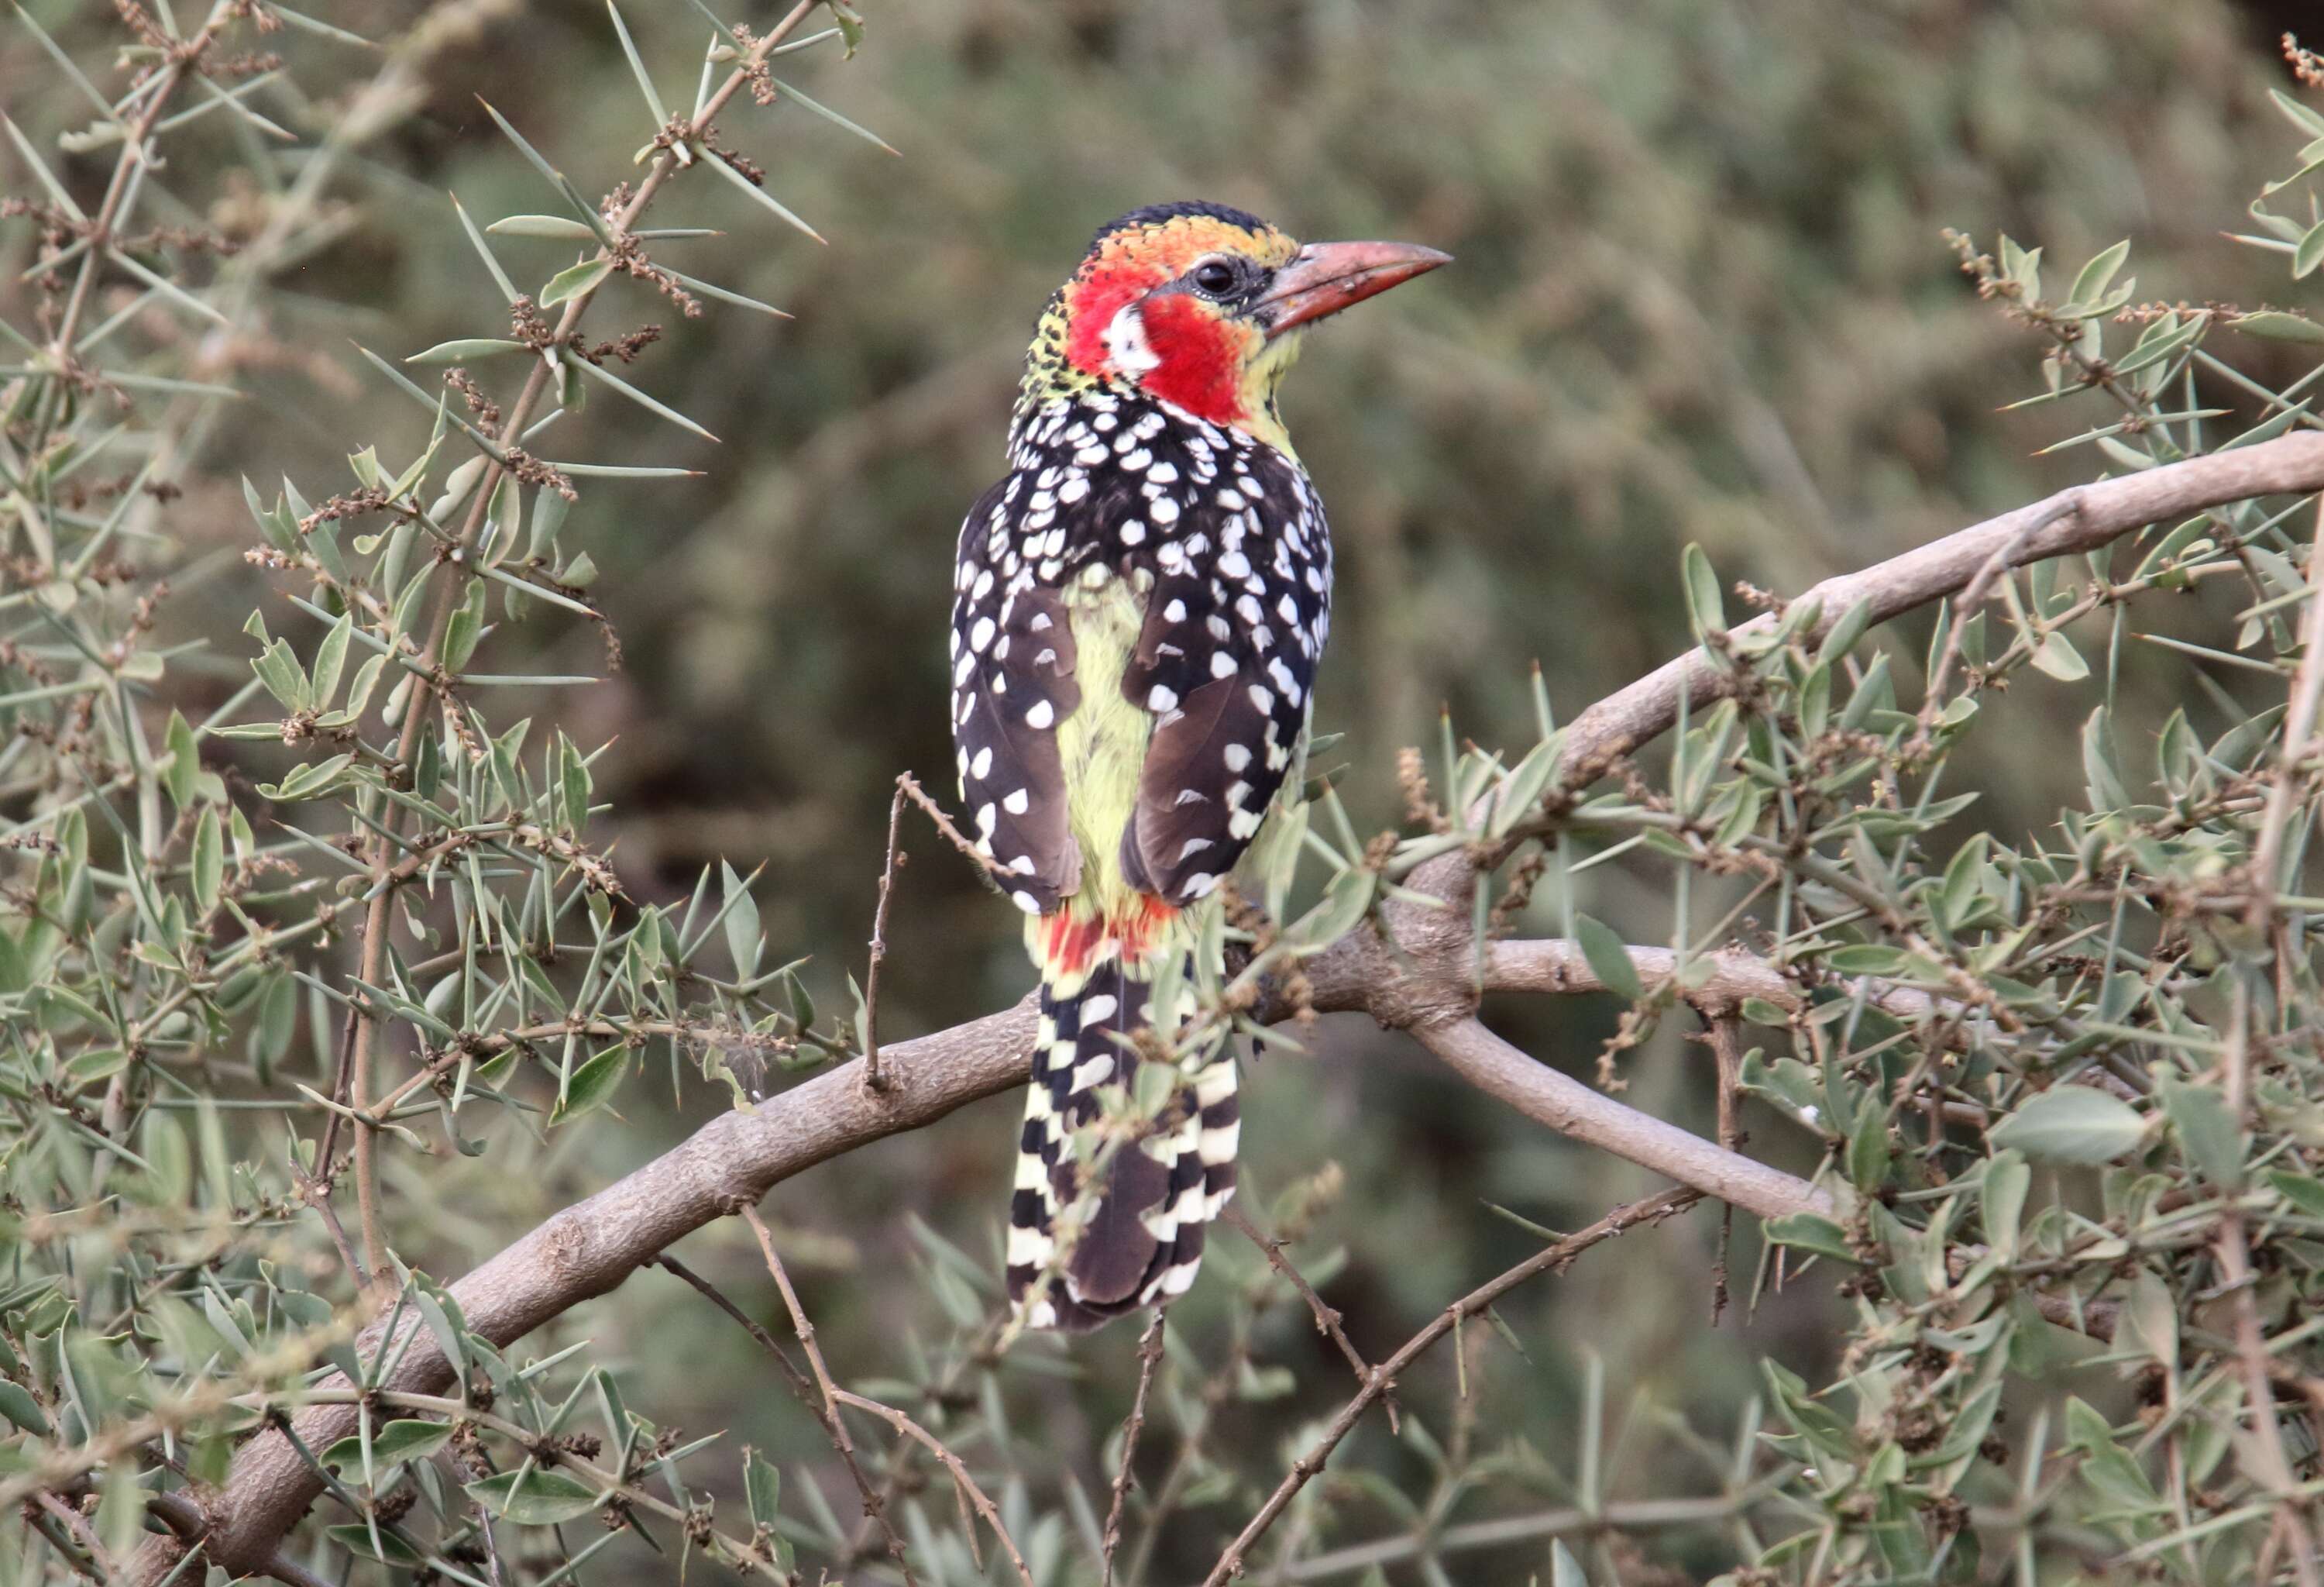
left=1024, top=579, right=1152, bottom=959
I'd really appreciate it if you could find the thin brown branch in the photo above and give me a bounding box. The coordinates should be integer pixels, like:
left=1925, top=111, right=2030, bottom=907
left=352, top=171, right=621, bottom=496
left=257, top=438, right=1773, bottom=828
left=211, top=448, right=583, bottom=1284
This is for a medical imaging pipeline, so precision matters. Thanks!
left=740, top=1204, right=853, bottom=1456
left=1198, top=1189, right=1703, bottom=1587
left=898, top=769, right=1018, bottom=880
left=653, top=1251, right=915, bottom=1583
left=830, top=1389, right=1037, bottom=1587
left=1102, top=1310, right=1166, bottom=1587
left=1219, top=1201, right=1397, bottom=1430
left=862, top=777, right=908, bottom=1090
left=1707, top=1014, right=1744, bottom=1327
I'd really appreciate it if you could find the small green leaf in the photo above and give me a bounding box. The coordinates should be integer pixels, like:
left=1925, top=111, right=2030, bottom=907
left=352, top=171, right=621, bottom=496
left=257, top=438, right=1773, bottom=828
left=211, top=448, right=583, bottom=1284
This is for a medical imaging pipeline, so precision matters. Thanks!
left=467, top=1466, right=600, bottom=1524
left=540, top=256, right=614, bottom=308
left=744, top=1445, right=780, bottom=1529
left=720, top=862, right=762, bottom=979
left=2029, top=631, right=2089, bottom=681
left=323, top=1418, right=455, bottom=1473
left=1765, top=1213, right=1860, bottom=1265
left=2157, top=1078, right=2243, bottom=1190
left=190, top=808, right=222, bottom=914
left=1680, top=542, right=1724, bottom=638
left=1573, top=913, right=1641, bottom=1001
left=311, top=611, right=352, bottom=710
left=407, top=337, right=531, bottom=365
left=163, top=709, right=199, bottom=813
left=2229, top=310, right=2324, bottom=344
left=1982, top=1150, right=2029, bottom=1259
left=2067, top=239, right=2130, bottom=308
left=326, top=1524, right=425, bottom=1566
left=1988, top=1086, right=2148, bottom=1166
left=552, top=1045, right=631, bottom=1126
left=2297, top=218, right=2324, bottom=281
left=0, top=1379, right=50, bottom=1436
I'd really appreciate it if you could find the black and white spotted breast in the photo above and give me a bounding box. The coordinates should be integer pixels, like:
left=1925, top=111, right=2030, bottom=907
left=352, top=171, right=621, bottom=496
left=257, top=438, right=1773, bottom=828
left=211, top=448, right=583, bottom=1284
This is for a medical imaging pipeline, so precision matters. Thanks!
left=949, top=391, right=1332, bottom=914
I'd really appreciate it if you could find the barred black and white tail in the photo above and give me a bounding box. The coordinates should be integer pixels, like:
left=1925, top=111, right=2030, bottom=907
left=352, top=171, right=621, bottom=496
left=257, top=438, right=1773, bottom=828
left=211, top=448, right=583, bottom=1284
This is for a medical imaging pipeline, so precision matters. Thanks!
left=1007, top=958, right=1239, bottom=1332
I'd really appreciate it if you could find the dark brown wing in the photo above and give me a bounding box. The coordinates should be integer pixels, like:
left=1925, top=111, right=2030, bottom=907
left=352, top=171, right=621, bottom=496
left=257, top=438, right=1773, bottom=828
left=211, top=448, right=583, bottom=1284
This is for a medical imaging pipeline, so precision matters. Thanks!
left=1118, top=449, right=1331, bottom=904
left=951, top=478, right=1082, bottom=914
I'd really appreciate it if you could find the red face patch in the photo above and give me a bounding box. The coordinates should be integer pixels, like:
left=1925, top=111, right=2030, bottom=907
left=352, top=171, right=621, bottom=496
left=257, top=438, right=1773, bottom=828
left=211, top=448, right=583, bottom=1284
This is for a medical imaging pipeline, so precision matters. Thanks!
left=1132, top=294, right=1246, bottom=427
left=1063, top=260, right=1166, bottom=384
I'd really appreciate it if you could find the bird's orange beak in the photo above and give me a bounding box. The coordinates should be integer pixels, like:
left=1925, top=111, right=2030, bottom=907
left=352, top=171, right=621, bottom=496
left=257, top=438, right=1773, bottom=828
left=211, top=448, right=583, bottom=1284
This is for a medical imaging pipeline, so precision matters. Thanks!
left=1257, top=239, right=1451, bottom=339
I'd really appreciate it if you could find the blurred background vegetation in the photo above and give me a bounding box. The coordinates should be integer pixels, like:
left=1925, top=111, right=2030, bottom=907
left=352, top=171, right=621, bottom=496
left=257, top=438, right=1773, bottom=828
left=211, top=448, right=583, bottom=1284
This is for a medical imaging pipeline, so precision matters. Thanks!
left=6, top=0, right=2320, bottom=1579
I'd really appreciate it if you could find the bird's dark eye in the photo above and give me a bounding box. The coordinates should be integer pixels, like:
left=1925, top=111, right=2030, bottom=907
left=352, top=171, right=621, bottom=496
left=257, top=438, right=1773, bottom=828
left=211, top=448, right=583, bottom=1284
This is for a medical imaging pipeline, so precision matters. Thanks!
left=1191, top=259, right=1240, bottom=298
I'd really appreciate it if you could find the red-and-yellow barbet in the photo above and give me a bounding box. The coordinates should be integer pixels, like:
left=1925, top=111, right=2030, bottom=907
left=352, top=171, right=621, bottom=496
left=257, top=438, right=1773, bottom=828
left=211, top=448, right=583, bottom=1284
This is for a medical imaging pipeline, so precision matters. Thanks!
left=950, top=202, right=1447, bottom=1331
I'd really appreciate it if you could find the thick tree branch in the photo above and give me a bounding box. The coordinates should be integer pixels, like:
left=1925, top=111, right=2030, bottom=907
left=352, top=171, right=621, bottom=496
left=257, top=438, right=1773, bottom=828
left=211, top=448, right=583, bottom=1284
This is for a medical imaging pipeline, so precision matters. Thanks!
left=1413, top=1017, right=1830, bottom=1218
left=1551, top=433, right=2324, bottom=789
left=146, top=430, right=2324, bottom=1580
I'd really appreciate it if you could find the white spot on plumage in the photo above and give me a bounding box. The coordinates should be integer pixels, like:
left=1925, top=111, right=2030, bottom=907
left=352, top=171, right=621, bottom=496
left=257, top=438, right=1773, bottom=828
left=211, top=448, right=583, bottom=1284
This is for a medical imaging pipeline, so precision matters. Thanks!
left=1210, top=650, right=1236, bottom=679
left=971, top=745, right=992, bottom=779
left=1011, top=889, right=1042, bottom=914
left=1026, top=698, right=1055, bottom=729
left=1003, top=787, right=1030, bottom=815
left=1148, top=684, right=1179, bottom=713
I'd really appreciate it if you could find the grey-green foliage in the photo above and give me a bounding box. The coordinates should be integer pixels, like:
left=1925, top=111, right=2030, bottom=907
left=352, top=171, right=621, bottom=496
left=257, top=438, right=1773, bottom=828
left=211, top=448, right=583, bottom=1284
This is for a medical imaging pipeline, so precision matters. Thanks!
left=6, top=5, right=2324, bottom=1586
left=0, top=2, right=869, bottom=1581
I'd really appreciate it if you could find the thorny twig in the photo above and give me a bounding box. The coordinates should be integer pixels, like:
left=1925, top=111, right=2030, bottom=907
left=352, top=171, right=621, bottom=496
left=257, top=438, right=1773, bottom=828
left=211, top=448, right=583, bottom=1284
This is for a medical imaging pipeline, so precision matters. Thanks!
left=862, top=776, right=908, bottom=1091
left=898, top=769, right=1018, bottom=880
left=1220, top=1201, right=1398, bottom=1432
left=830, top=1390, right=1037, bottom=1587
left=1101, top=1311, right=1165, bottom=1587
left=740, top=1204, right=852, bottom=1456
left=1199, top=1189, right=1703, bottom=1587
left=1706, top=1014, right=1744, bottom=1327
left=654, top=1251, right=915, bottom=1584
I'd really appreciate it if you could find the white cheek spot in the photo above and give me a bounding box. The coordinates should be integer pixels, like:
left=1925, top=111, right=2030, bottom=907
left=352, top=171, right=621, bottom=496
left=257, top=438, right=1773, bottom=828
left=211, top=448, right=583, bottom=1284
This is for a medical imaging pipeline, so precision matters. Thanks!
left=1102, top=302, right=1161, bottom=377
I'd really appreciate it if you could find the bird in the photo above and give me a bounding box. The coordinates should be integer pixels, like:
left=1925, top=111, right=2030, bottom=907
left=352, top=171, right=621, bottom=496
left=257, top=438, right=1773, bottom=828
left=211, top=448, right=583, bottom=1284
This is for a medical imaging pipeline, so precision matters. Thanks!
left=948, top=201, right=1448, bottom=1331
